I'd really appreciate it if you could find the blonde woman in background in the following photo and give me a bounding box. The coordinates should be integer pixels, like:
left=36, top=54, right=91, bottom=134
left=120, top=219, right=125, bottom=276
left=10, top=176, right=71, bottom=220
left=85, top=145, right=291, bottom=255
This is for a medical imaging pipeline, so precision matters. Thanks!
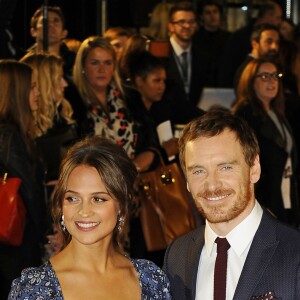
left=73, top=36, right=137, bottom=159
left=21, top=52, right=77, bottom=184
left=141, top=1, right=174, bottom=40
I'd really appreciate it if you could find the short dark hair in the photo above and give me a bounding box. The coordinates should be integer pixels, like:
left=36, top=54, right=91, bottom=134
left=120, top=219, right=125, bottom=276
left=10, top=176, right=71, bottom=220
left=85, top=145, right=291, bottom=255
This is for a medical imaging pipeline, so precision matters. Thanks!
left=257, top=0, right=280, bottom=19
left=128, top=51, right=165, bottom=81
left=169, top=1, right=197, bottom=21
left=250, top=23, right=279, bottom=42
left=30, top=6, right=66, bottom=29
left=52, top=136, right=138, bottom=250
left=179, top=108, right=260, bottom=173
left=198, top=0, right=222, bottom=16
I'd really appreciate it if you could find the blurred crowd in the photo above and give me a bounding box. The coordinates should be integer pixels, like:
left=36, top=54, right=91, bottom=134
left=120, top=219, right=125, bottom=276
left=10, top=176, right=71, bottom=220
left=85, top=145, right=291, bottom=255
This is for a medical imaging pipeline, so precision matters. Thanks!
left=1, top=0, right=300, bottom=299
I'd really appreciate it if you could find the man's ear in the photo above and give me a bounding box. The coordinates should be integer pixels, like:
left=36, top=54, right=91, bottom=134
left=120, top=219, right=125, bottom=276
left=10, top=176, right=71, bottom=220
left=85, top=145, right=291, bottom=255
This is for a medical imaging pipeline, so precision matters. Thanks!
left=61, top=29, right=68, bottom=40
left=168, top=22, right=174, bottom=35
left=30, top=27, right=37, bottom=38
left=135, top=76, right=143, bottom=88
left=186, top=182, right=190, bottom=192
left=250, top=155, right=261, bottom=184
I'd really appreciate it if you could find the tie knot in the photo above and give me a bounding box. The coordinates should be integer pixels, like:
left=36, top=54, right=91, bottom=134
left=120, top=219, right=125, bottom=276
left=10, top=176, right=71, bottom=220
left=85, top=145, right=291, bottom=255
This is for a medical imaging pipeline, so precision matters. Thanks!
left=215, top=237, right=230, bottom=254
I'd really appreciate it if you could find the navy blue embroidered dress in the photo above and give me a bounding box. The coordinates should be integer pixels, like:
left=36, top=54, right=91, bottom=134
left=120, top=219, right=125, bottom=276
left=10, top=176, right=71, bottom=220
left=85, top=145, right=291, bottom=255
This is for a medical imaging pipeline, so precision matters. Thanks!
left=8, top=259, right=171, bottom=299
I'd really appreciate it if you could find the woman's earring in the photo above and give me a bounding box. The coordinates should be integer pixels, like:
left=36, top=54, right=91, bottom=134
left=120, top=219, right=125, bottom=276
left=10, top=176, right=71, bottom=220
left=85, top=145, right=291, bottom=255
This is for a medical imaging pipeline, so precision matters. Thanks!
left=61, top=215, right=66, bottom=232
left=117, top=215, right=125, bottom=232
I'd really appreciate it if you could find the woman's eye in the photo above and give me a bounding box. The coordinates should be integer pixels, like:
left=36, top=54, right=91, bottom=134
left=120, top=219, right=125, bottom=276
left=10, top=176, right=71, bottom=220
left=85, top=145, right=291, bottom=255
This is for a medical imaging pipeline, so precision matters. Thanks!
left=65, top=196, right=78, bottom=202
left=93, top=197, right=107, bottom=203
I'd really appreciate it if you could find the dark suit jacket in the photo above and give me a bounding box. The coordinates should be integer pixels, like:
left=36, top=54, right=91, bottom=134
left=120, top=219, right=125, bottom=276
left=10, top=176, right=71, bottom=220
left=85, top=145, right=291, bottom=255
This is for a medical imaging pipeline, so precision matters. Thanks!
left=166, top=41, right=207, bottom=108
left=234, top=102, right=300, bottom=226
left=163, top=209, right=300, bottom=300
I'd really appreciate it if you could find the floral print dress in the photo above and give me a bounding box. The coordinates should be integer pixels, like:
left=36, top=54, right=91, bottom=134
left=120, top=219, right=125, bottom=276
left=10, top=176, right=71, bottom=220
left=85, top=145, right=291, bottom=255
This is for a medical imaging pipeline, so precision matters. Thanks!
left=8, top=259, right=172, bottom=299
left=85, top=84, right=137, bottom=159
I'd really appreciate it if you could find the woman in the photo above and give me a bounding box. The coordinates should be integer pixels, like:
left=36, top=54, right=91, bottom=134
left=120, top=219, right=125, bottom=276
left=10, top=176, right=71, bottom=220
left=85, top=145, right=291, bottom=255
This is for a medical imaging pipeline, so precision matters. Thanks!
left=232, top=58, right=300, bottom=226
left=0, top=60, right=46, bottom=299
left=20, top=52, right=77, bottom=182
left=73, top=36, right=136, bottom=159
left=126, top=51, right=178, bottom=171
left=8, top=136, right=172, bottom=299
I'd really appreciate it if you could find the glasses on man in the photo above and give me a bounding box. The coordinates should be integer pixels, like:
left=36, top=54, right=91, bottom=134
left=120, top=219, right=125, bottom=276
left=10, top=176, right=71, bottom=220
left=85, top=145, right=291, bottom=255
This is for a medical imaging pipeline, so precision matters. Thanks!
left=171, top=19, right=197, bottom=27
left=255, top=72, right=283, bottom=82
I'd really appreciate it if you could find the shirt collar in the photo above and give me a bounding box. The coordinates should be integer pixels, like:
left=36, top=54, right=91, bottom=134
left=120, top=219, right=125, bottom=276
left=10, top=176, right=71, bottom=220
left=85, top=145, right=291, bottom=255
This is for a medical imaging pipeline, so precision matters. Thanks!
left=204, top=200, right=263, bottom=257
left=170, top=36, right=191, bottom=56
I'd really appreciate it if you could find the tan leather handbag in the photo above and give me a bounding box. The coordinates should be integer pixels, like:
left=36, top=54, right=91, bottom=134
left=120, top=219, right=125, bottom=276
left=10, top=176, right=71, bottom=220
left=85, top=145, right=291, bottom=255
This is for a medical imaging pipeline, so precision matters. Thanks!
left=138, top=154, right=196, bottom=251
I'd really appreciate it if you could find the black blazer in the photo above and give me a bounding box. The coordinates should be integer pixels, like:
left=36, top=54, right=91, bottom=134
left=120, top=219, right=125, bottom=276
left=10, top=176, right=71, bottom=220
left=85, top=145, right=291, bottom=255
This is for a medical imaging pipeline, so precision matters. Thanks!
left=234, top=102, right=300, bottom=225
left=163, top=209, right=300, bottom=300
left=166, top=42, right=207, bottom=108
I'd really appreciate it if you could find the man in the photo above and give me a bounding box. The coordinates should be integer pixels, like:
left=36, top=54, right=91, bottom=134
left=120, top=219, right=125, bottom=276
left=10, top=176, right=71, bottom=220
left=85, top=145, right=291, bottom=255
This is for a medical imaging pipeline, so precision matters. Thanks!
left=218, top=0, right=282, bottom=87
left=167, top=1, right=207, bottom=107
left=27, top=6, right=75, bottom=82
left=163, top=109, right=300, bottom=300
left=193, top=0, right=231, bottom=87
left=233, top=23, right=280, bottom=88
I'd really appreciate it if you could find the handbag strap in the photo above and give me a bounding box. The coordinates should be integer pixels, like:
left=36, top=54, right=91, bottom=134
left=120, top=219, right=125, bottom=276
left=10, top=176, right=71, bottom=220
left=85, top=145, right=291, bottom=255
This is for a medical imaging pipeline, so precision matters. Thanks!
left=147, top=147, right=166, bottom=167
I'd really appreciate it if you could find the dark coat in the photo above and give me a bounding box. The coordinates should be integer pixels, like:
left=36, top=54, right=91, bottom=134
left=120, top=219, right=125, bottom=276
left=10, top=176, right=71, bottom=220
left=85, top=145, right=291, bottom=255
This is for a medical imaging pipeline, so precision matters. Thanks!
left=0, top=124, right=46, bottom=297
left=163, top=209, right=300, bottom=300
left=234, top=102, right=300, bottom=225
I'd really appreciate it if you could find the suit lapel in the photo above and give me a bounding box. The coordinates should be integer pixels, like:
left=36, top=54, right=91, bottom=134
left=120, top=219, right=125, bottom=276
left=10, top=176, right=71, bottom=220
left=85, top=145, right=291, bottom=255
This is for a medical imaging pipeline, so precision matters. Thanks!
left=185, top=227, right=205, bottom=300
left=233, top=211, right=279, bottom=300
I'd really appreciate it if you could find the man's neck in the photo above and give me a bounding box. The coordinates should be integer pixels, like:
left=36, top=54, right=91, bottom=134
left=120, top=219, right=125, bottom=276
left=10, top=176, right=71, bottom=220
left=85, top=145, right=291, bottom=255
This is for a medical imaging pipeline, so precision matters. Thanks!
left=36, top=41, right=61, bottom=55
left=172, top=35, right=191, bottom=50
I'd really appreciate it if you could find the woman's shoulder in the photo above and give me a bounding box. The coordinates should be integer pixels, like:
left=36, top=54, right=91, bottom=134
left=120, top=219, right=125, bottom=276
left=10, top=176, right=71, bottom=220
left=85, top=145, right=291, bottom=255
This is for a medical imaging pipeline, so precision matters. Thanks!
left=131, top=258, right=172, bottom=299
left=8, top=261, right=63, bottom=300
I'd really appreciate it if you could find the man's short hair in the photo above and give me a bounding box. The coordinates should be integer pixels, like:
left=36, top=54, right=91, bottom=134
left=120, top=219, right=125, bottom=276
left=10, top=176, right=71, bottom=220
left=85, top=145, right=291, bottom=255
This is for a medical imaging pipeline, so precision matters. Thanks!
left=257, top=0, right=280, bottom=19
left=178, top=107, right=260, bottom=172
left=197, top=0, right=222, bottom=16
left=250, top=23, right=279, bottom=42
left=169, top=1, right=197, bottom=21
left=30, top=6, right=66, bottom=29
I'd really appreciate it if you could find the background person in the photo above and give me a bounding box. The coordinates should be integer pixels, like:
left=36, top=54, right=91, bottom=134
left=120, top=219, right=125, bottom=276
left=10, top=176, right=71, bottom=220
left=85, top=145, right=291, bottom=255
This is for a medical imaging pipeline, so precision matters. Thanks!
left=232, top=58, right=300, bottom=226
left=73, top=36, right=137, bottom=160
left=0, top=60, right=46, bottom=300
left=8, top=136, right=172, bottom=300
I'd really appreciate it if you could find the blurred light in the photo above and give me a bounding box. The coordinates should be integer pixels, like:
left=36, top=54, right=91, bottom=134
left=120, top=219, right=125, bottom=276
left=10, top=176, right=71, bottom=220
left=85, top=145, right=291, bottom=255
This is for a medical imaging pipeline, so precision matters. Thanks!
left=241, top=6, right=248, bottom=11
left=286, top=0, right=291, bottom=18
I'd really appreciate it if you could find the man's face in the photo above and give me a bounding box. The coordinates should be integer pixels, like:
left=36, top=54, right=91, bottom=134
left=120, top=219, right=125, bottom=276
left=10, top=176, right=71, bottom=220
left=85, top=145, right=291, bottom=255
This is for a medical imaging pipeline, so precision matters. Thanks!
left=168, top=11, right=197, bottom=43
left=184, top=129, right=260, bottom=229
left=253, top=30, right=280, bottom=58
left=201, top=5, right=221, bottom=31
left=31, top=11, right=67, bottom=46
left=263, top=4, right=283, bottom=27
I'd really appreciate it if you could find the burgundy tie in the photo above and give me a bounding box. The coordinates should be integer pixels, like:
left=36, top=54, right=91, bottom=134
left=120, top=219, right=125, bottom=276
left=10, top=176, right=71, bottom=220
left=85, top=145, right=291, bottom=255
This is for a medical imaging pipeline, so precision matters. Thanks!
left=214, top=237, right=231, bottom=300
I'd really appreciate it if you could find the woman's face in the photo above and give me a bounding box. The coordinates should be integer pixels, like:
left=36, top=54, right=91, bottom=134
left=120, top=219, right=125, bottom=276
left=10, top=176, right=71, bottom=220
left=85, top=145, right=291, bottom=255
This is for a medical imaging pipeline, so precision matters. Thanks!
left=254, top=62, right=279, bottom=108
left=62, top=165, right=120, bottom=247
left=83, top=47, right=115, bottom=92
left=54, top=68, right=68, bottom=102
left=29, top=73, right=40, bottom=112
left=136, top=67, right=166, bottom=108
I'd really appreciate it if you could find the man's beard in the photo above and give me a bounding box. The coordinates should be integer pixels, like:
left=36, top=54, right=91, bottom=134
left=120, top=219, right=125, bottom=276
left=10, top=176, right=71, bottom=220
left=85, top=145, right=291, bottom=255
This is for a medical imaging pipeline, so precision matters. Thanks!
left=193, top=184, right=252, bottom=224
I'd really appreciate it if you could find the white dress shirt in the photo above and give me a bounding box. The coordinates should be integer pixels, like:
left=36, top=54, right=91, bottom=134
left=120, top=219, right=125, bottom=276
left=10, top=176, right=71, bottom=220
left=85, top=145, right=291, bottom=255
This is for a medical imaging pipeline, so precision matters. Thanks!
left=195, top=201, right=263, bottom=300
left=170, top=36, right=191, bottom=94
